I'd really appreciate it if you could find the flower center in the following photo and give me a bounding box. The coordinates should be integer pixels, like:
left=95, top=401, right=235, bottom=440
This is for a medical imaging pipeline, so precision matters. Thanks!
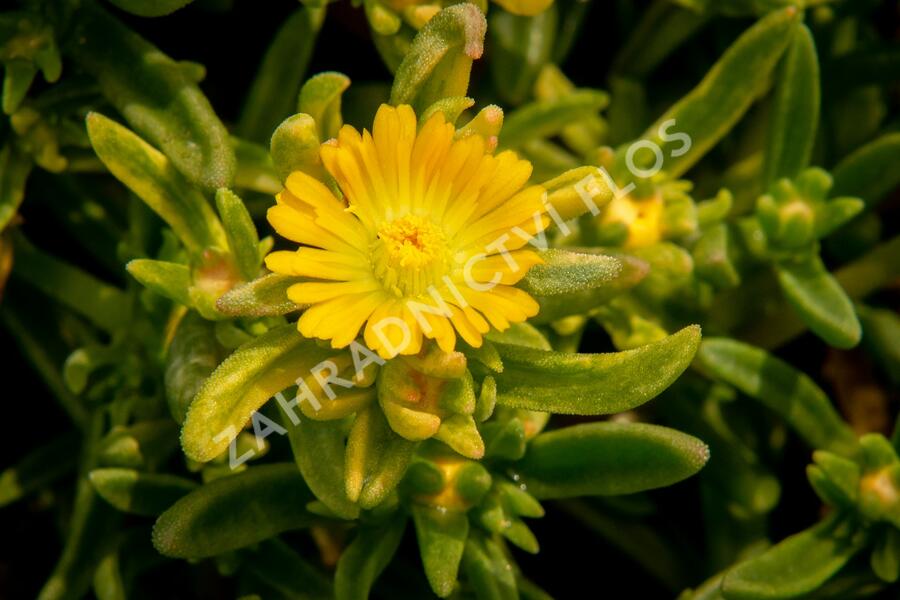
left=372, top=214, right=449, bottom=297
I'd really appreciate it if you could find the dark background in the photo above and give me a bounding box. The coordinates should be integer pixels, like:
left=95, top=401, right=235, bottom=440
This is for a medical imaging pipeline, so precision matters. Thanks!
left=2, top=0, right=899, bottom=598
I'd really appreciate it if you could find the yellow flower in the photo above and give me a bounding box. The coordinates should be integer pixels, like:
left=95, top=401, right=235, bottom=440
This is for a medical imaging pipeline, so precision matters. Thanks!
left=601, top=192, right=664, bottom=248
left=266, top=104, right=548, bottom=359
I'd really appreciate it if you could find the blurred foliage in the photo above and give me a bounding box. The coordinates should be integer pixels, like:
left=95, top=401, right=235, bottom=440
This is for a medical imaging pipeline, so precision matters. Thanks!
left=1, top=0, right=899, bottom=598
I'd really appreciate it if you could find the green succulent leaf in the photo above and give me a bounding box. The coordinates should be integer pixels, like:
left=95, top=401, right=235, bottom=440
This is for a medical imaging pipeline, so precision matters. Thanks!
left=540, top=165, right=616, bottom=222
left=283, top=415, right=359, bottom=519
left=625, top=7, right=799, bottom=179
left=0, top=433, right=78, bottom=508
left=762, top=24, right=819, bottom=188
left=87, top=113, right=227, bottom=255
left=412, top=504, right=469, bottom=598
left=831, top=132, right=900, bottom=209
left=215, top=188, right=260, bottom=281
left=97, top=420, right=180, bottom=470
left=486, top=322, right=551, bottom=350
left=270, top=113, right=322, bottom=181
left=71, top=3, right=235, bottom=190
left=775, top=253, right=861, bottom=349
left=515, top=422, right=709, bottom=499
left=612, top=2, right=708, bottom=79
left=335, top=515, right=406, bottom=600
left=152, top=463, right=315, bottom=558
left=808, top=451, right=860, bottom=509
left=697, top=338, right=858, bottom=456
left=489, top=6, right=557, bottom=105
left=244, top=539, right=334, bottom=599
left=721, top=515, right=866, bottom=600
left=690, top=0, right=801, bottom=17
left=165, top=312, right=222, bottom=423
left=500, top=90, right=609, bottom=149
left=232, top=136, right=281, bottom=194
left=390, top=4, right=487, bottom=113
left=871, top=529, right=900, bottom=584
left=421, top=96, right=475, bottom=126
left=482, top=418, right=527, bottom=461
left=126, top=259, right=192, bottom=307
left=814, top=198, right=865, bottom=240
left=693, top=223, right=741, bottom=289
left=520, top=248, right=647, bottom=324
left=105, top=0, right=195, bottom=17
left=859, top=305, right=900, bottom=388
left=92, top=552, right=125, bottom=600
left=237, top=6, right=324, bottom=143
left=89, top=468, right=197, bottom=516
left=0, top=144, right=31, bottom=231
left=2, top=59, right=37, bottom=115
left=462, top=534, right=519, bottom=600
left=492, top=324, right=701, bottom=414
left=13, top=237, right=130, bottom=333
left=345, top=405, right=417, bottom=509
left=299, top=71, right=351, bottom=140
left=37, top=474, right=121, bottom=600
left=216, top=273, right=304, bottom=317
left=181, top=324, right=335, bottom=462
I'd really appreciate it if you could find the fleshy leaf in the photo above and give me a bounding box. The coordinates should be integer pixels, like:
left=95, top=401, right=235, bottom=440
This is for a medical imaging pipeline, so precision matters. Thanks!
left=216, top=273, right=305, bottom=317
left=624, top=7, right=799, bottom=179
left=126, top=259, right=192, bottom=307
left=611, top=2, right=708, bottom=79
left=153, top=464, right=315, bottom=558
left=775, top=253, right=861, bottom=349
left=872, top=529, right=900, bottom=584
left=72, top=3, right=235, bottom=189
left=37, top=471, right=121, bottom=600
left=97, top=420, right=179, bottom=470
left=721, top=516, right=866, bottom=600
left=105, top=0, right=195, bottom=17
left=232, top=137, right=281, bottom=194
left=215, top=188, right=260, bottom=281
left=0, top=144, right=31, bottom=231
left=270, top=113, right=322, bottom=181
left=489, top=6, right=556, bottom=105
left=519, top=248, right=647, bottom=324
left=541, top=166, right=616, bottom=222
left=282, top=415, right=359, bottom=519
left=831, top=132, right=900, bottom=209
left=90, top=469, right=197, bottom=516
left=181, top=324, right=336, bottom=462
left=165, top=313, right=222, bottom=423
left=345, top=405, right=417, bottom=509
left=0, top=434, right=78, bottom=508
left=762, top=24, right=819, bottom=188
left=244, top=539, right=334, bottom=599
left=421, top=97, right=475, bottom=127
left=390, top=4, right=487, bottom=113
left=500, top=90, right=609, bottom=149
left=87, top=113, right=227, bottom=254
left=412, top=504, right=469, bottom=598
left=298, top=71, right=351, bottom=140
left=515, top=422, right=709, bottom=499
left=334, top=515, right=406, bottom=600
left=462, top=534, right=519, bottom=600
left=697, top=338, right=858, bottom=456
left=14, top=237, right=130, bottom=333
left=492, top=325, right=701, bottom=414
left=859, top=305, right=900, bottom=387
left=237, top=6, right=324, bottom=143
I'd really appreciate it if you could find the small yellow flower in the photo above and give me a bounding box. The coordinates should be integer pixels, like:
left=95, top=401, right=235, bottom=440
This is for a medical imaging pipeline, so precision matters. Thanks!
left=266, top=104, right=547, bottom=359
left=601, top=192, right=664, bottom=248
